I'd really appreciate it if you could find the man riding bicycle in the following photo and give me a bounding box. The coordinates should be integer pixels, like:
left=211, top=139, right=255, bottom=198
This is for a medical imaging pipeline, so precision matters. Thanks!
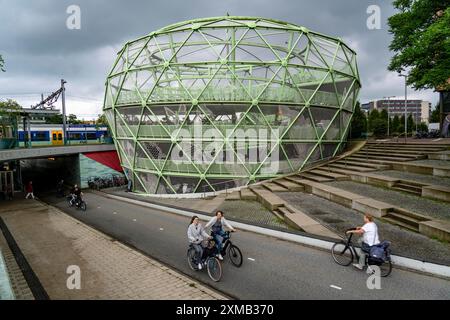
left=205, top=210, right=236, bottom=261
left=70, top=184, right=83, bottom=207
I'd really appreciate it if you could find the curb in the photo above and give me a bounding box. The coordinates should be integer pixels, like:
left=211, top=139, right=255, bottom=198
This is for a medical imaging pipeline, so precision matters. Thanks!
left=95, top=191, right=450, bottom=279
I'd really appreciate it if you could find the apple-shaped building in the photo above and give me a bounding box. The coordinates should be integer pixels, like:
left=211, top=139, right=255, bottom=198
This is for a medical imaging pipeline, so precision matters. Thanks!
left=103, top=16, right=361, bottom=195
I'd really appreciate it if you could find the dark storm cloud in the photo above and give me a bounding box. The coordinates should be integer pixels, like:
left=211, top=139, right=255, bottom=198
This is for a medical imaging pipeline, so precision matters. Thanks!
left=0, top=0, right=438, bottom=118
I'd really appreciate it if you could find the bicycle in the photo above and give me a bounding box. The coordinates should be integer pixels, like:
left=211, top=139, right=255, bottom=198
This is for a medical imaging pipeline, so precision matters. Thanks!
left=187, top=240, right=223, bottom=282
left=331, top=228, right=392, bottom=277
left=68, top=194, right=87, bottom=212
left=212, top=230, right=243, bottom=267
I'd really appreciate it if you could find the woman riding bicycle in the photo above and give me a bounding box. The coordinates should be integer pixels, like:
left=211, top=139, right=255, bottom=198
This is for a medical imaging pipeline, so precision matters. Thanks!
left=346, top=213, right=380, bottom=271
left=187, top=216, right=211, bottom=270
left=205, top=211, right=236, bottom=261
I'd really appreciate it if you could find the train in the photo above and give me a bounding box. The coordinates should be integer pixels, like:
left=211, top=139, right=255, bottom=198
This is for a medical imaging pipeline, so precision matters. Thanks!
left=18, top=124, right=110, bottom=147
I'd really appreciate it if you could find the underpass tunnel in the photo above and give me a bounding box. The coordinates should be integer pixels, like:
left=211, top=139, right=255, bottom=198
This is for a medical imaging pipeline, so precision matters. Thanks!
left=20, top=155, right=80, bottom=193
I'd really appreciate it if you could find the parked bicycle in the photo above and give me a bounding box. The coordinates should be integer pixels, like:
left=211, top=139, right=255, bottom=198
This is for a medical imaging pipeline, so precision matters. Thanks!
left=331, top=228, right=392, bottom=277
left=187, top=239, right=223, bottom=282
left=213, top=230, right=243, bottom=267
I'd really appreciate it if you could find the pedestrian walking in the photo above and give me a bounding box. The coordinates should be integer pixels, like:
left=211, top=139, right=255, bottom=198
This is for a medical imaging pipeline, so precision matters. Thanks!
left=25, top=181, right=35, bottom=199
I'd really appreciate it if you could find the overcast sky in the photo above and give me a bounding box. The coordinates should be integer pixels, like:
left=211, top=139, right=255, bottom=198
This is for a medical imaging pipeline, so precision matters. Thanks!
left=0, top=0, right=439, bottom=120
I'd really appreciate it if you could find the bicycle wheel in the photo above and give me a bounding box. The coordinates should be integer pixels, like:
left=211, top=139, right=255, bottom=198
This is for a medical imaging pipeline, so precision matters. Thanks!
left=80, top=201, right=87, bottom=211
left=331, top=242, right=354, bottom=266
left=187, top=248, right=197, bottom=271
left=227, top=244, right=243, bottom=267
left=206, top=257, right=222, bottom=282
left=379, top=259, right=392, bottom=277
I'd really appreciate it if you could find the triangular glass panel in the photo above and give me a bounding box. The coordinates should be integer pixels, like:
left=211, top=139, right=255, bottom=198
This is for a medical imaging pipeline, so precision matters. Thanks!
left=310, top=107, right=338, bottom=138
left=138, top=106, right=172, bottom=139
left=133, top=173, right=147, bottom=193
left=135, top=141, right=165, bottom=171
left=305, top=144, right=322, bottom=165
left=155, top=176, right=175, bottom=194
left=321, top=143, right=338, bottom=159
left=117, top=139, right=135, bottom=167
left=283, top=107, right=317, bottom=140
left=324, top=112, right=341, bottom=141
left=116, top=106, right=141, bottom=136
left=136, top=171, right=159, bottom=194
left=115, top=110, right=134, bottom=138
left=282, top=142, right=316, bottom=171
left=309, top=73, right=340, bottom=108
left=164, top=176, right=200, bottom=194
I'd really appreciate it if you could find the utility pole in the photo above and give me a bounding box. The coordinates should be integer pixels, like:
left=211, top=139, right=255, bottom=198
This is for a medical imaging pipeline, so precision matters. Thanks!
left=399, top=74, right=408, bottom=143
left=61, top=79, right=67, bottom=145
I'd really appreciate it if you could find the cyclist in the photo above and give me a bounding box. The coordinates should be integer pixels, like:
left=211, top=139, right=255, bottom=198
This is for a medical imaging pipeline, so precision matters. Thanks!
left=70, top=184, right=83, bottom=207
left=205, top=210, right=236, bottom=261
left=346, top=213, right=380, bottom=271
left=187, top=216, right=211, bottom=270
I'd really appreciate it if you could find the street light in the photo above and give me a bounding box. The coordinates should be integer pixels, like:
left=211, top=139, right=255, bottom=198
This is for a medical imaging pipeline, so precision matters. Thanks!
left=383, top=95, right=396, bottom=137
left=398, top=73, right=408, bottom=142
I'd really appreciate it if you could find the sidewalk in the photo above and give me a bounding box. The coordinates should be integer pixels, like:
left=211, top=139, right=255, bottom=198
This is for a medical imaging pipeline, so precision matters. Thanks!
left=0, top=199, right=226, bottom=300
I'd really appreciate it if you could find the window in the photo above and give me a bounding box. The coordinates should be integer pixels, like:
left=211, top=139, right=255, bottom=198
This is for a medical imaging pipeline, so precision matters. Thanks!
left=31, top=131, right=49, bottom=142
left=87, top=132, right=97, bottom=140
left=69, top=132, right=82, bottom=140
left=53, top=133, right=57, bottom=140
left=58, top=133, right=62, bottom=141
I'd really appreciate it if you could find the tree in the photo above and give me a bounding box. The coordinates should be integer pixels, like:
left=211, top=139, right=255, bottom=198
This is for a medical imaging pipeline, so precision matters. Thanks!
left=349, top=103, right=367, bottom=139
left=96, top=113, right=107, bottom=125
left=429, top=104, right=440, bottom=123
left=392, top=115, right=401, bottom=133
left=0, top=54, right=5, bottom=72
left=368, top=109, right=380, bottom=133
left=68, top=114, right=82, bottom=124
left=388, top=1, right=450, bottom=91
left=372, top=118, right=388, bottom=138
left=0, top=99, right=21, bottom=143
left=407, top=114, right=415, bottom=132
left=45, top=114, right=63, bottom=124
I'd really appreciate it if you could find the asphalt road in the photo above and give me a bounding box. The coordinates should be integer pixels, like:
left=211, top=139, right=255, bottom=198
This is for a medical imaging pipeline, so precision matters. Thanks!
left=42, top=192, right=450, bottom=300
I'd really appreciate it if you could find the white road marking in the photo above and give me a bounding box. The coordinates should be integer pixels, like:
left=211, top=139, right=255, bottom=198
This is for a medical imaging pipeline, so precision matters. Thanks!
left=248, top=258, right=255, bottom=262
left=133, top=219, right=137, bottom=222
left=97, top=206, right=101, bottom=209
left=159, top=228, right=164, bottom=231
left=330, top=285, right=342, bottom=290
left=113, top=212, right=117, bottom=215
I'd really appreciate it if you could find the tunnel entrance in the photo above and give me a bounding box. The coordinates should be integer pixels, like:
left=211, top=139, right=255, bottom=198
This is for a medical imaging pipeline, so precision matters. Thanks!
left=20, top=155, right=80, bottom=193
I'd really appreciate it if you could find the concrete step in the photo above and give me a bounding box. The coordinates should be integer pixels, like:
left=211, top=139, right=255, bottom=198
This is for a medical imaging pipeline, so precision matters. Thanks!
left=327, top=163, right=376, bottom=172
left=262, top=182, right=289, bottom=192
left=363, top=147, right=437, bottom=155
left=309, top=169, right=349, bottom=181
left=225, top=191, right=241, bottom=201
left=272, top=209, right=285, bottom=221
left=277, top=206, right=293, bottom=217
left=240, top=188, right=257, bottom=201
left=346, top=156, right=394, bottom=164
left=297, top=173, right=334, bottom=182
left=251, top=188, right=285, bottom=210
left=352, top=153, right=424, bottom=162
left=382, top=216, right=419, bottom=232
left=391, top=186, right=422, bottom=196
left=422, top=185, right=450, bottom=202
left=366, top=143, right=448, bottom=150
left=384, top=211, right=422, bottom=229
left=273, top=179, right=305, bottom=192
left=334, top=159, right=389, bottom=170
left=361, top=149, right=427, bottom=158
left=427, top=150, right=450, bottom=161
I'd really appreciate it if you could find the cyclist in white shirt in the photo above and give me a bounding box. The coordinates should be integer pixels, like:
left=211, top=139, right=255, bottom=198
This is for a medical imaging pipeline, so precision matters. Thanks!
left=346, top=213, right=380, bottom=270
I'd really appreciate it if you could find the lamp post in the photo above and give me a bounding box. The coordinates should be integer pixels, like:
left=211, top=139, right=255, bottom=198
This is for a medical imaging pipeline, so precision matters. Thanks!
left=399, top=74, right=408, bottom=143
left=383, top=95, right=395, bottom=137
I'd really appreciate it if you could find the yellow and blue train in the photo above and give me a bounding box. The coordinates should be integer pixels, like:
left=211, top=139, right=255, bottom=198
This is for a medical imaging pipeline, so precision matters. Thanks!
left=18, top=124, right=109, bottom=147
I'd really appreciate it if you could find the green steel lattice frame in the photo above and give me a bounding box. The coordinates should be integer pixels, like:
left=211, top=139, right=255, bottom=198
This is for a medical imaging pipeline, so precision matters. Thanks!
left=103, top=16, right=361, bottom=195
